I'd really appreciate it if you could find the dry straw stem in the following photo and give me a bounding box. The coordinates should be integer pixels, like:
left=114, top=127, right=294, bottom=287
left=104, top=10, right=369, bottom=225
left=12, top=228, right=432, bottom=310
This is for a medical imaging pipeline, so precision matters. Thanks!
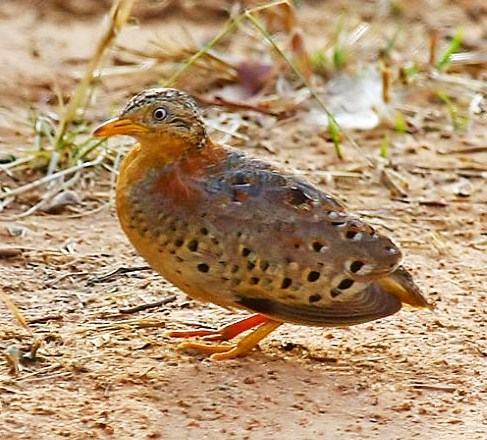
left=429, top=29, right=439, bottom=66
left=77, top=318, right=167, bottom=333
left=51, top=0, right=136, bottom=152
left=0, top=287, right=33, bottom=336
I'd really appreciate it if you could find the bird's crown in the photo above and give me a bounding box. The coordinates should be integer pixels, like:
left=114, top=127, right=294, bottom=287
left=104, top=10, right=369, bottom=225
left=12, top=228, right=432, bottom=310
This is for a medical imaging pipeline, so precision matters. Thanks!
left=122, top=88, right=201, bottom=117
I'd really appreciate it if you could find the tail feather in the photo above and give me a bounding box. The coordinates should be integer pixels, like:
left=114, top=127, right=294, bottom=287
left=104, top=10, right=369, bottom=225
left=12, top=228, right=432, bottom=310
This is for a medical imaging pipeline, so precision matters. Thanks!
left=377, top=266, right=433, bottom=310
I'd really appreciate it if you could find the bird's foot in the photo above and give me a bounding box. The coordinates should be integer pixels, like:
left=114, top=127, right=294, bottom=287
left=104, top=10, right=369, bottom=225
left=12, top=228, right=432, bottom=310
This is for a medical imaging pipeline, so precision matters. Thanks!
left=172, top=320, right=282, bottom=360
left=166, top=314, right=270, bottom=342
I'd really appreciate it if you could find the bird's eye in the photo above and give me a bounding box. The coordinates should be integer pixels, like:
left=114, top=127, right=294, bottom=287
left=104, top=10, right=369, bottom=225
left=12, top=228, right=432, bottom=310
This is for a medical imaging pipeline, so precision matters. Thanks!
left=152, top=107, right=167, bottom=121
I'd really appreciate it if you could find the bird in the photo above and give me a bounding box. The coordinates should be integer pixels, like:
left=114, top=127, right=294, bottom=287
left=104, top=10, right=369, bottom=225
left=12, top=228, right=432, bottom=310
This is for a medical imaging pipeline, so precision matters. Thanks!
left=93, top=88, right=432, bottom=361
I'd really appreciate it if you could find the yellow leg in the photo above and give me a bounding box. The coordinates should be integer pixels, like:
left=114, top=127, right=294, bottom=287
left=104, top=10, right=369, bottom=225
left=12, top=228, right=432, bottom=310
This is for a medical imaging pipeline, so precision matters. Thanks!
left=166, top=314, right=269, bottom=342
left=178, top=321, right=282, bottom=360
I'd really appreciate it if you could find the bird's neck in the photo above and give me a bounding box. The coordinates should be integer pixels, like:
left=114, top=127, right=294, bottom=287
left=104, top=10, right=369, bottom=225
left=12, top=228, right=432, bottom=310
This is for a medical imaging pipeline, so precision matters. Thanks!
left=118, top=136, right=205, bottom=181
left=143, top=132, right=207, bottom=163
left=117, top=137, right=229, bottom=196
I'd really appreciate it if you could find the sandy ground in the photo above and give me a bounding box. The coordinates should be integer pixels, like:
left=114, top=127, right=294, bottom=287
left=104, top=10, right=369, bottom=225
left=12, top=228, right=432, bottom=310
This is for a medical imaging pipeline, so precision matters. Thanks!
left=0, top=1, right=486, bottom=439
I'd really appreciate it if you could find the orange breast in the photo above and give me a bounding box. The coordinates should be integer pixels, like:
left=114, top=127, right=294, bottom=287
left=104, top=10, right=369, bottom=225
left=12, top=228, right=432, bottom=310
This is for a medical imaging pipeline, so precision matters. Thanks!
left=114, top=141, right=239, bottom=307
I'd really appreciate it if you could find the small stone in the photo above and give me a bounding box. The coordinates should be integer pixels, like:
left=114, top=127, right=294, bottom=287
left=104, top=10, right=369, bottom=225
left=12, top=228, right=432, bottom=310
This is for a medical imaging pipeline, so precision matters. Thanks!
left=42, top=190, right=82, bottom=214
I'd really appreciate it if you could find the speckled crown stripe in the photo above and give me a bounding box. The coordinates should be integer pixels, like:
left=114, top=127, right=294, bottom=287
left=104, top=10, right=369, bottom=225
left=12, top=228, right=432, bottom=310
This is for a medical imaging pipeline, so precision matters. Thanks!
left=122, top=88, right=201, bottom=115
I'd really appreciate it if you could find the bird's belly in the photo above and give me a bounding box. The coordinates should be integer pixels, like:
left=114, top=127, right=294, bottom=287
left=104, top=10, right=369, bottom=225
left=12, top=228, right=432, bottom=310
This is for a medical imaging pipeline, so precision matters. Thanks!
left=118, top=199, right=239, bottom=308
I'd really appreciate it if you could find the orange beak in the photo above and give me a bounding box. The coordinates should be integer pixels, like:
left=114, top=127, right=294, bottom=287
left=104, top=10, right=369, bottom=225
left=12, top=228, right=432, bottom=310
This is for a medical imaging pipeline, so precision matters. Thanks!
left=92, top=117, right=150, bottom=138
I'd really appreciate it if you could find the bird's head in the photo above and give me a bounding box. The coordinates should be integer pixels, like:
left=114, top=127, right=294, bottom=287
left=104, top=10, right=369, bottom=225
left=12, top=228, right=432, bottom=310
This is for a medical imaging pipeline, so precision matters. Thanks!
left=93, top=88, right=207, bottom=158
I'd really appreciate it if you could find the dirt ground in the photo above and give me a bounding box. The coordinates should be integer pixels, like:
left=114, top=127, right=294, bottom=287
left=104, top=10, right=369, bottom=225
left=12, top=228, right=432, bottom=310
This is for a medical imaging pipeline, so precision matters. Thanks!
left=0, top=1, right=486, bottom=439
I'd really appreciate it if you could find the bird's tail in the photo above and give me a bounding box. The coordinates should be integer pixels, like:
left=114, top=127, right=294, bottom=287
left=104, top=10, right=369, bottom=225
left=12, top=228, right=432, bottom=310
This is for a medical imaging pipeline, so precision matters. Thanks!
left=377, top=266, right=433, bottom=310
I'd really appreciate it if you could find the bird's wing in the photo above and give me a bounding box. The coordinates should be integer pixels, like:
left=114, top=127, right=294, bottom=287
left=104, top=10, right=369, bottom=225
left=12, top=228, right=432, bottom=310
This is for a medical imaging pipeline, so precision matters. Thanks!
left=201, top=155, right=403, bottom=283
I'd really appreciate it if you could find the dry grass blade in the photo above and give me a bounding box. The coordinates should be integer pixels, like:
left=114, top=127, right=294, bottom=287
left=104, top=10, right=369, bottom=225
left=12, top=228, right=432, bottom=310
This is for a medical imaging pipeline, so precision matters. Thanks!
left=119, top=295, right=177, bottom=314
left=0, top=287, right=33, bottom=336
left=78, top=318, right=166, bottom=333
left=429, top=29, right=439, bottom=66
left=51, top=0, right=136, bottom=152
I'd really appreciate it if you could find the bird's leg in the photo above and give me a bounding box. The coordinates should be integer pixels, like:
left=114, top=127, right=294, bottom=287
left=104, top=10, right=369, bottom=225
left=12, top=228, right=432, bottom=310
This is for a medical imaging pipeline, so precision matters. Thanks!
left=178, top=320, right=282, bottom=361
left=166, top=314, right=270, bottom=342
